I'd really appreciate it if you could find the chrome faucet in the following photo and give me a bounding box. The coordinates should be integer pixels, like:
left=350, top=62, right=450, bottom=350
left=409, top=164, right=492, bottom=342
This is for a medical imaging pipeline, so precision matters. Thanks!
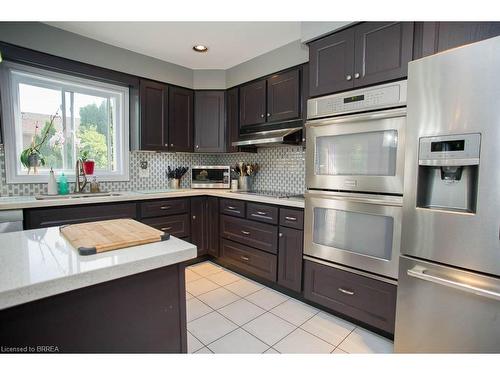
left=74, top=159, right=88, bottom=193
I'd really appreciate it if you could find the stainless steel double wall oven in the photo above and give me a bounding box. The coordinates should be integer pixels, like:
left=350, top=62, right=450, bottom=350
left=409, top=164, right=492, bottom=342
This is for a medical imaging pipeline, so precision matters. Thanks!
left=304, top=80, right=407, bottom=280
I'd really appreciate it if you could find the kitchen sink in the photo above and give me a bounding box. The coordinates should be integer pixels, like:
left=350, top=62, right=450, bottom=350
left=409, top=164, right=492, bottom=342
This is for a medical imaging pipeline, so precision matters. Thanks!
left=35, top=192, right=124, bottom=200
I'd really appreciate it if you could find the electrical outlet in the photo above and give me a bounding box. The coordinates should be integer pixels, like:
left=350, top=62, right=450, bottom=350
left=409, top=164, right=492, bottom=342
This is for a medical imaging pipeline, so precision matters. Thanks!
left=139, top=160, right=149, bottom=178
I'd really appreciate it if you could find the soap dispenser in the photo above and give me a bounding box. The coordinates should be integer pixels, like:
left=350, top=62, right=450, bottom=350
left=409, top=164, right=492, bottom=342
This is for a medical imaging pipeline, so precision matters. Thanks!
left=58, top=173, right=69, bottom=195
left=48, top=168, right=58, bottom=195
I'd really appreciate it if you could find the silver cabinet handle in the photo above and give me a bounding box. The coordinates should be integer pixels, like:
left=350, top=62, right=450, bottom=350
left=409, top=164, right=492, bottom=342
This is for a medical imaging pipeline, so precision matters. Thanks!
left=279, top=233, right=283, bottom=237
left=256, top=211, right=267, bottom=215
left=251, top=213, right=272, bottom=220
left=164, top=143, right=168, bottom=147
left=260, top=114, right=264, bottom=118
left=170, top=143, right=174, bottom=147
left=241, top=256, right=249, bottom=261
left=267, top=113, right=271, bottom=117
left=196, top=145, right=199, bottom=148
left=227, top=206, right=236, bottom=210
left=160, top=205, right=171, bottom=210
left=241, top=230, right=250, bottom=235
left=285, top=216, right=297, bottom=221
left=346, top=74, right=352, bottom=81
left=354, top=73, right=360, bottom=79
left=192, top=215, right=196, bottom=220
left=338, top=288, right=355, bottom=296
left=407, top=267, right=500, bottom=301
left=160, top=227, right=172, bottom=231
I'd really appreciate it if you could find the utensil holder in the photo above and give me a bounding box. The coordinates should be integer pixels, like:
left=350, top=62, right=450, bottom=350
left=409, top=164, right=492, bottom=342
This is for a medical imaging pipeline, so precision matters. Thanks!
left=238, top=176, right=253, bottom=192
left=170, top=178, right=180, bottom=189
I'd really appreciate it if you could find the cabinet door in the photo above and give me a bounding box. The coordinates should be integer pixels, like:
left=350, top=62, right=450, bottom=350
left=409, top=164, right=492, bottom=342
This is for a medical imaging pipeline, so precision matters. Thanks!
left=226, top=87, right=240, bottom=153
left=207, top=197, right=219, bottom=257
left=267, top=69, right=300, bottom=122
left=421, top=22, right=500, bottom=57
left=353, top=22, right=414, bottom=87
left=190, top=197, right=207, bottom=256
left=240, top=79, right=266, bottom=127
left=308, top=28, right=355, bottom=97
left=194, top=91, right=226, bottom=153
left=168, top=86, right=193, bottom=152
left=277, top=227, right=303, bottom=292
left=140, top=79, right=168, bottom=151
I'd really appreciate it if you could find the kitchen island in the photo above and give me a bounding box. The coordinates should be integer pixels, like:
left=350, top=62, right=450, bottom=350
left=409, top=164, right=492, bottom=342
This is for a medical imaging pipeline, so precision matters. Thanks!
left=0, top=227, right=196, bottom=353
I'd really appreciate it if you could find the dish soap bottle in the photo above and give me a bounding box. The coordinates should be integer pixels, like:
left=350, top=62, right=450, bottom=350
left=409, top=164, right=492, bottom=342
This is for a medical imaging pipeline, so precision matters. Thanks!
left=58, top=173, right=69, bottom=195
left=48, top=168, right=58, bottom=195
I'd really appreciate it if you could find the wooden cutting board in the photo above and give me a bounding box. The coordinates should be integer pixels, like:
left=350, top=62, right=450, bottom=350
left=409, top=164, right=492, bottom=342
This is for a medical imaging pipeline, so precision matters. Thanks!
left=60, top=219, right=170, bottom=256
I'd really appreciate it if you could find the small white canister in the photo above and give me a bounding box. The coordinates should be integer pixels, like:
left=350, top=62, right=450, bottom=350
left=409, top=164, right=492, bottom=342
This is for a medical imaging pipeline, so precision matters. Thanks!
left=231, top=179, right=238, bottom=192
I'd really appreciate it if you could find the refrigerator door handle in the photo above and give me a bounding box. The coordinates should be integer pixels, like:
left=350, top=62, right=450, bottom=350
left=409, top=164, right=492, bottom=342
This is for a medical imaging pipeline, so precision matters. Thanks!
left=407, top=267, right=500, bottom=301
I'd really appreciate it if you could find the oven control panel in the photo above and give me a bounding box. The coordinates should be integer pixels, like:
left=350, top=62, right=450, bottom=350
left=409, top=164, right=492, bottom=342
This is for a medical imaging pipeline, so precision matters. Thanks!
left=307, top=80, right=407, bottom=119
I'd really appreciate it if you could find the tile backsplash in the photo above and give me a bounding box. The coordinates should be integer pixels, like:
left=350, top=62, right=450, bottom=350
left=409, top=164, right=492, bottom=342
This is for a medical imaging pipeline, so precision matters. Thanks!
left=0, top=145, right=306, bottom=196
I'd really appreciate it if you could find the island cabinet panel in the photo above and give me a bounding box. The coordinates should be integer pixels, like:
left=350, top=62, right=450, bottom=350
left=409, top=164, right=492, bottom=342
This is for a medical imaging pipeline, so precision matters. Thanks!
left=303, top=259, right=397, bottom=334
left=277, top=226, right=303, bottom=293
left=417, top=21, right=500, bottom=57
left=168, top=86, right=194, bottom=152
left=24, top=202, right=137, bottom=229
left=194, top=91, right=226, bottom=153
left=0, top=264, right=188, bottom=353
left=308, top=27, right=355, bottom=97
left=353, top=22, right=414, bottom=87
left=240, top=79, right=267, bottom=127
left=140, top=79, right=168, bottom=151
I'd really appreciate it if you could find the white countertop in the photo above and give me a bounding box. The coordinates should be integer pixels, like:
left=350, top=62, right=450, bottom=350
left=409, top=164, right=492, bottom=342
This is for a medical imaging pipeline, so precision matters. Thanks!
left=0, top=189, right=305, bottom=210
left=0, top=227, right=197, bottom=310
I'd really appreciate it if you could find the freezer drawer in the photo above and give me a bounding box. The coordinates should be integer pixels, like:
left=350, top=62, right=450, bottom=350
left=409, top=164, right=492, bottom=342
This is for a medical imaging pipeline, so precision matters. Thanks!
left=395, top=256, right=500, bottom=353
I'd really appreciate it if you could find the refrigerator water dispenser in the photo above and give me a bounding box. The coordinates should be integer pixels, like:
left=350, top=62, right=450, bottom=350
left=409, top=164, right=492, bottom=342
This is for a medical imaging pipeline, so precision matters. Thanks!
left=416, top=133, right=481, bottom=213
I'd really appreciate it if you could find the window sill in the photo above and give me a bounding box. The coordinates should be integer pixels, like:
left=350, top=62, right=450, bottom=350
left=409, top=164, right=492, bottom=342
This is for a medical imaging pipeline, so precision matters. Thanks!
left=6, top=172, right=130, bottom=184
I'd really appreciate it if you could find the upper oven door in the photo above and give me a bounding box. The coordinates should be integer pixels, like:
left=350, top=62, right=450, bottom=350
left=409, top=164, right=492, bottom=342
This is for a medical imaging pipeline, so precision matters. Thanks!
left=304, top=190, right=402, bottom=279
left=306, top=108, right=406, bottom=194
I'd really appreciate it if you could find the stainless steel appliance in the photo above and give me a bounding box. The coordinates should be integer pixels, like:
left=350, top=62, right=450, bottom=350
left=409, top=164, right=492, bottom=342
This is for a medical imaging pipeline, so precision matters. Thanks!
left=232, top=127, right=302, bottom=147
left=395, top=37, right=500, bottom=353
left=306, top=80, right=407, bottom=195
left=191, top=166, right=230, bottom=189
left=304, top=80, right=407, bottom=280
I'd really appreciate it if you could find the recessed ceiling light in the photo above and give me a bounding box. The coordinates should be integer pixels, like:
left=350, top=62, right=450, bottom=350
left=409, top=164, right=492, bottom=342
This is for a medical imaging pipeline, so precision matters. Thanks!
left=193, top=45, right=208, bottom=53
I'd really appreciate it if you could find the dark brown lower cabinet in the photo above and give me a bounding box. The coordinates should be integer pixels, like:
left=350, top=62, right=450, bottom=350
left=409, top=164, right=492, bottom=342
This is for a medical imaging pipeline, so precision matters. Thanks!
left=141, top=214, right=190, bottom=238
left=24, top=202, right=137, bottom=229
left=277, top=227, right=303, bottom=293
left=0, top=264, right=187, bottom=353
left=191, top=196, right=208, bottom=256
left=303, top=259, right=397, bottom=334
left=206, top=197, right=219, bottom=257
left=220, top=238, right=277, bottom=282
left=220, top=215, right=278, bottom=254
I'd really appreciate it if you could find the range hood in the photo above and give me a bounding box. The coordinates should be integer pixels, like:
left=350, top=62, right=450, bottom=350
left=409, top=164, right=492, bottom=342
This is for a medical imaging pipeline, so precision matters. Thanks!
left=232, top=127, right=303, bottom=147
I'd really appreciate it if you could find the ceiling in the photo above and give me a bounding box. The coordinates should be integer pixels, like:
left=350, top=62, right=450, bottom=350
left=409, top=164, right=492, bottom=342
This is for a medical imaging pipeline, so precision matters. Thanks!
left=46, top=22, right=302, bottom=70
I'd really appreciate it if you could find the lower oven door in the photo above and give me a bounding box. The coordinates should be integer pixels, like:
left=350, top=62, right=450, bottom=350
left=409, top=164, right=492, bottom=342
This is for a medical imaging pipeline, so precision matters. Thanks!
left=304, top=190, right=402, bottom=279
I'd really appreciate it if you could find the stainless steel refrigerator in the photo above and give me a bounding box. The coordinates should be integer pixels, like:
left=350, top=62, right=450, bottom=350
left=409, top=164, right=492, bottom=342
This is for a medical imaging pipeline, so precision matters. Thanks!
left=394, top=36, right=500, bottom=353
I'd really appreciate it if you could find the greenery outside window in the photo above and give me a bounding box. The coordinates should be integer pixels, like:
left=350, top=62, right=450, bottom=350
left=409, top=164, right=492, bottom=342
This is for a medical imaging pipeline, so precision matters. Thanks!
left=0, top=61, right=129, bottom=183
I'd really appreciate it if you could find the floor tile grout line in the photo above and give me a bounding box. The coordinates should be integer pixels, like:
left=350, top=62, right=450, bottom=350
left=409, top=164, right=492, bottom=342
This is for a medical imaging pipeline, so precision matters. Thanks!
left=332, top=326, right=357, bottom=353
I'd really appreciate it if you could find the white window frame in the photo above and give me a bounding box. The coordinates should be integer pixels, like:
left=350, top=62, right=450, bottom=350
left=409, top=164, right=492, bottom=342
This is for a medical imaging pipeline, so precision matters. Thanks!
left=0, top=61, right=129, bottom=183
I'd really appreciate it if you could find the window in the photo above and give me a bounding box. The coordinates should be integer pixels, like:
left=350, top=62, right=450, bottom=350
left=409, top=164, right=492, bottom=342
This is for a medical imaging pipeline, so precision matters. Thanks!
left=0, top=62, right=129, bottom=183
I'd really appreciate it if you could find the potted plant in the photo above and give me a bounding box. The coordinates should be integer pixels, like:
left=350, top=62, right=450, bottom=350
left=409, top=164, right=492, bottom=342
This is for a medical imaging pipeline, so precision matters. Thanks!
left=80, top=150, right=95, bottom=175
left=20, top=111, right=59, bottom=174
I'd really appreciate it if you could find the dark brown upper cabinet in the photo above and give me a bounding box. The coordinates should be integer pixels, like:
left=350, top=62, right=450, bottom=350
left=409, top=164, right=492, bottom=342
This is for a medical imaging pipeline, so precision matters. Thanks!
left=353, top=22, right=414, bottom=87
left=139, top=79, right=168, bottom=151
left=417, top=22, right=500, bottom=58
left=194, top=91, right=226, bottom=153
left=168, top=86, right=194, bottom=152
left=226, top=87, right=240, bottom=153
left=240, top=79, right=267, bottom=127
left=267, top=69, right=300, bottom=122
left=240, top=68, right=302, bottom=128
left=308, top=22, right=414, bottom=97
left=309, top=28, right=355, bottom=97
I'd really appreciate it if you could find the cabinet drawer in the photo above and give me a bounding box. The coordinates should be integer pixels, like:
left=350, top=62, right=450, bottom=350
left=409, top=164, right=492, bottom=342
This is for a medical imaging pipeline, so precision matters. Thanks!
left=221, top=215, right=278, bottom=254
left=221, top=239, right=277, bottom=282
left=142, top=214, right=190, bottom=238
left=140, top=198, right=189, bottom=218
left=219, top=198, right=245, bottom=218
left=303, top=260, right=397, bottom=334
left=247, top=202, right=278, bottom=224
left=279, top=208, right=304, bottom=230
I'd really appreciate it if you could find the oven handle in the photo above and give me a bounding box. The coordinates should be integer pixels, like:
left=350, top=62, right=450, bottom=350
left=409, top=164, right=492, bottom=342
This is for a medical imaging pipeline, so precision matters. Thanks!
left=407, top=267, right=500, bottom=301
left=305, top=191, right=403, bottom=207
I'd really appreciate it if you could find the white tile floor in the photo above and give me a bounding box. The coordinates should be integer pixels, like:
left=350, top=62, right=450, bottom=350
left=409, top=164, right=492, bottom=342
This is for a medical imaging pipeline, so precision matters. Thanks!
left=186, top=261, right=394, bottom=354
